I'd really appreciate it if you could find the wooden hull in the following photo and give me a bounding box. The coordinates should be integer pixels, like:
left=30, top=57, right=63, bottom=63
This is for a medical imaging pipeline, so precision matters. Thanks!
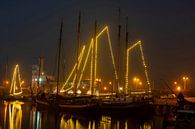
left=35, top=95, right=153, bottom=115
left=98, top=101, right=152, bottom=115
left=58, top=103, right=98, bottom=114
left=36, top=99, right=49, bottom=106
left=1, top=95, right=32, bottom=102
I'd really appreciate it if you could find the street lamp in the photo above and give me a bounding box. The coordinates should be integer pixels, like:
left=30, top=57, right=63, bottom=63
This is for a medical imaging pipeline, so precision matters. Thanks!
left=103, top=87, right=107, bottom=90
left=108, top=81, right=113, bottom=94
left=182, top=76, right=189, bottom=90
left=119, top=87, right=123, bottom=91
left=133, top=77, right=142, bottom=91
left=177, top=86, right=181, bottom=92
left=139, top=81, right=142, bottom=86
left=174, top=81, right=179, bottom=91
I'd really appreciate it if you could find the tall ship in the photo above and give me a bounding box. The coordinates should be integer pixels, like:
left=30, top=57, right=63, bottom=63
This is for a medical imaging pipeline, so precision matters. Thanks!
left=35, top=10, right=153, bottom=115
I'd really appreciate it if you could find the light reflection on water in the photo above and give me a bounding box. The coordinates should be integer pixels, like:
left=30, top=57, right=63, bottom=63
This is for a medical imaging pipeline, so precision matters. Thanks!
left=59, top=115, right=152, bottom=129
left=3, top=101, right=23, bottom=129
left=0, top=101, right=166, bottom=129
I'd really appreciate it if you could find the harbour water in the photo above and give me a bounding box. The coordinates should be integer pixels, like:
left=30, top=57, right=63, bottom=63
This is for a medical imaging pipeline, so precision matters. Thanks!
left=0, top=101, right=174, bottom=129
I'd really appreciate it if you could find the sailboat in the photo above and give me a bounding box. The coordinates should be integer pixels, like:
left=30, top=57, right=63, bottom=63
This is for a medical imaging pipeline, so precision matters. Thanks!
left=9, top=64, right=22, bottom=96
left=2, top=64, right=31, bottom=101
left=56, top=13, right=99, bottom=114
left=97, top=10, right=152, bottom=115
left=35, top=19, right=63, bottom=108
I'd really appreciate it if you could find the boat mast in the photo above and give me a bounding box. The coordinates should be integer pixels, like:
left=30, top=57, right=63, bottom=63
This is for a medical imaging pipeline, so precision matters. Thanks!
left=74, top=12, right=81, bottom=95
left=116, top=8, right=121, bottom=95
left=124, top=16, right=129, bottom=95
left=37, top=56, right=43, bottom=88
left=5, top=55, right=8, bottom=82
left=56, top=19, right=63, bottom=96
left=92, top=20, right=97, bottom=95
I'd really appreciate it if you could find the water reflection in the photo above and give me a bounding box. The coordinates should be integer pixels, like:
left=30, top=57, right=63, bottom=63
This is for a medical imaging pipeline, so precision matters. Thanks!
left=0, top=101, right=171, bottom=129
left=29, top=107, right=40, bottom=129
left=29, top=107, right=59, bottom=129
left=4, top=101, right=23, bottom=129
left=59, top=114, right=153, bottom=129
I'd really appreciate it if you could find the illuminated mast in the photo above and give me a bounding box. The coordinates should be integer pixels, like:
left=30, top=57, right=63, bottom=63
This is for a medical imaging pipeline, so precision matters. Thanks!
left=91, top=20, right=97, bottom=95
left=124, top=16, right=129, bottom=95
left=37, top=57, right=43, bottom=90
left=125, top=41, right=151, bottom=94
left=10, top=64, right=22, bottom=96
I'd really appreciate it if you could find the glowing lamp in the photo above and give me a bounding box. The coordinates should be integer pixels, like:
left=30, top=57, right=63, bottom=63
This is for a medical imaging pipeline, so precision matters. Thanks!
left=177, top=86, right=181, bottom=91
left=119, top=87, right=123, bottom=91
left=67, top=90, right=73, bottom=94
left=77, top=90, right=81, bottom=94
left=87, top=90, right=91, bottom=95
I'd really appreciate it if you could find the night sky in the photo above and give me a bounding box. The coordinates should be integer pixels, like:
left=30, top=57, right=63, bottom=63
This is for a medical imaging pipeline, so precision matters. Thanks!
left=0, top=0, right=195, bottom=87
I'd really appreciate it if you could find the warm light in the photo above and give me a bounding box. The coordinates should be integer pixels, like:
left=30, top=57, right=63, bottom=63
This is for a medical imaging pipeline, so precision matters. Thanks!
left=125, top=41, right=151, bottom=94
left=182, top=76, right=189, bottom=91
left=103, top=87, right=107, bottom=90
left=41, top=72, right=44, bottom=75
left=7, top=101, right=23, bottom=129
left=174, top=81, right=177, bottom=85
left=119, top=87, right=123, bottom=91
left=60, top=46, right=86, bottom=92
left=39, top=78, right=42, bottom=82
left=67, top=90, right=73, bottom=94
left=5, top=80, right=9, bottom=85
left=87, top=26, right=118, bottom=95
left=77, top=90, right=81, bottom=94
left=109, top=81, right=112, bottom=85
left=133, top=77, right=140, bottom=82
left=177, top=86, right=181, bottom=91
left=20, top=81, right=25, bottom=85
left=87, top=90, right=91, bottom=95
left=60, top=26, right=118, bottom=95
left=139, top=82, right=142, bottom=86
left=10, top=64, right=22, bottom=96
left=96, top=78, right=102, bottom=82
left=133, top=77, right=137, bottom=82
left=183, top=76, right=189, bottom=80
left=82, top=86, right=85, bottom=89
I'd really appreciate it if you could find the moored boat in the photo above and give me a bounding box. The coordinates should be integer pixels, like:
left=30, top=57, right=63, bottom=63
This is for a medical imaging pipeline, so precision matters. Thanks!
left=98, top=95, right=152, bottom=115
left=57, top=95, right=98, bottom=114
left=175, top=92, right=195, bottom=129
